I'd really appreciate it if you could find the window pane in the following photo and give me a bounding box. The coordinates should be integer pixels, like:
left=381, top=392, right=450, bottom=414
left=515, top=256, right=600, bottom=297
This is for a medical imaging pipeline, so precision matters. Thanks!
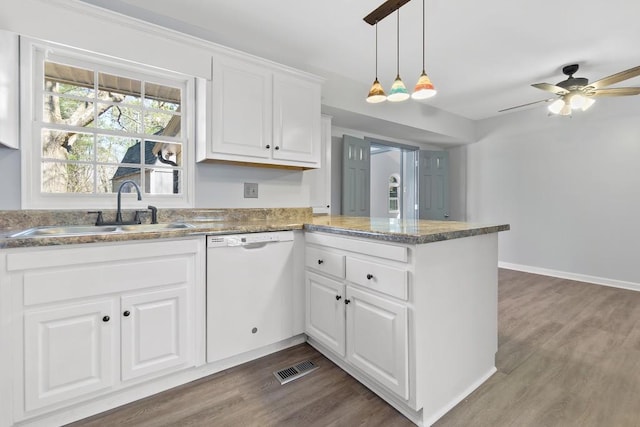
left=43, top=95, right=94, bottom=124
left=144, top=112, right=181, bottom=137
left=44, top=62, right=95, bottom=97
left=144, top=82, right=180, bottom=111
left=42, top=162, right=94, bottom=193
left=149, top=141, right=182, bottom=167
left=41, top=129, right=94, bottom=161
left=97, top=104, right=142, bottom=133
left=97, top=135, right=140, bottom=164
left=146, top=168, right=181, bottom=194
left=102, top=166, right=141, bottom=194
left=98, top=72, right=141, bottom=105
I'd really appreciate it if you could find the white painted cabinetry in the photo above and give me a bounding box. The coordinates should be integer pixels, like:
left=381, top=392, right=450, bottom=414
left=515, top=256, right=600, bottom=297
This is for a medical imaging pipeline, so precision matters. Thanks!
left=2, top=238, right=204, bottom=424
left=304, top=231, right=499, bottom=427
left=304, top=115, right=332, bottom=214
left=0, top=30, right=19, bottom=149
left=305, top=234, right=409, bottom=401
left=198, top=52, right=323, bottom=169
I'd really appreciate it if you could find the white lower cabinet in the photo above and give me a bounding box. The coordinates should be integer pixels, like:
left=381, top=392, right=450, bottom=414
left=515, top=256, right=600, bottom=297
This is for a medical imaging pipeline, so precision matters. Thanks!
left=304, top=234, right=410, bottom=402
left=3, top=238, right=204, bottom=423
left=346, top=286, right=408, bottom=400
left=24, top=299, right=117, bottom=411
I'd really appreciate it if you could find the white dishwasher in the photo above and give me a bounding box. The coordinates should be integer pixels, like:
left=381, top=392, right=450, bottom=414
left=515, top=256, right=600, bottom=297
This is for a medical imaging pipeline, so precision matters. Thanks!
left=206, top=231, right=295, bottom=363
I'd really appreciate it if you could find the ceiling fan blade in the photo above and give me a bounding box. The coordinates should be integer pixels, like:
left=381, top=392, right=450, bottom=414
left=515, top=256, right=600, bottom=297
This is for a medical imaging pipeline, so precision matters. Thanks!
left=586, top=66, right=640, bottom=90
left=498, top=98, right=554, bottom=113
left=532, top=83, right=569, bottom=95
left=589, top=87, right=640, bottom=97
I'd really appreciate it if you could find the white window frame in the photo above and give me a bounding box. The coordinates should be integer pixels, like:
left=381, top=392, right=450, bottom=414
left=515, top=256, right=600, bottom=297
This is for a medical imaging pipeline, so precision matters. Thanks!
left=20, top=37, right=195, bottom=209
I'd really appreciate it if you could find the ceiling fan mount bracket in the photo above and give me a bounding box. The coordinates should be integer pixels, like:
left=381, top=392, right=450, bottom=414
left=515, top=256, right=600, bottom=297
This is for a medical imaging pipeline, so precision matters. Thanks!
left=562, top=64, right=580, bottom=77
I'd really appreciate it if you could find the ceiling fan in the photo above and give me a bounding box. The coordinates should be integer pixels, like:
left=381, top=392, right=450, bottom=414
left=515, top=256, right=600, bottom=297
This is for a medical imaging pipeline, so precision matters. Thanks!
left=499, top=64, right=640, bottom=115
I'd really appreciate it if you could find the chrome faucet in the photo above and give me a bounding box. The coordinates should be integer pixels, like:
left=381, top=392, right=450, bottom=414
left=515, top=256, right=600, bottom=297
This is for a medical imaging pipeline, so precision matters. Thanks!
left=116, top=180, right=142, bottom=223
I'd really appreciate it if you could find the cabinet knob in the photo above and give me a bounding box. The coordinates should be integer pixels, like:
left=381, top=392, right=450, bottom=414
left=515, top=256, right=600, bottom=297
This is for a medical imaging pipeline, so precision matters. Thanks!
left=274, top=146, right=280, bottom=150
left=102, top=315, right=110, bottom=322
left=335, top=295, right=342, bottom=301
left=265, top=144, right=271, bottom=149
left=345, top=299, right=351, bottom=305
left=366, top=274, right=374, bottom=280
left=123, top=310, right=130, bottom=317
left=318, top=259, right=324, bottom=265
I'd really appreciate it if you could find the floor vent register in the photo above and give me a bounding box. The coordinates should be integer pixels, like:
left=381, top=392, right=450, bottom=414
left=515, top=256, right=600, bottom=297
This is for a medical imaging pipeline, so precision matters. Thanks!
left=273, top=360, right=319, bottom=385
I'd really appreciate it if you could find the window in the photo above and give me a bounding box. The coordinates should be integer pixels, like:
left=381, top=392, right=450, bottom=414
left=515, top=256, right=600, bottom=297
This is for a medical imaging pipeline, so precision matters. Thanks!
left=21, top=39, right=194, bottom=209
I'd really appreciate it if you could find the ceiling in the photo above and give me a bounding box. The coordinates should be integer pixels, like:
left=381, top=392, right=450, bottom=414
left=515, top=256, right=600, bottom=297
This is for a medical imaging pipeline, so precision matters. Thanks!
left=80, top=0, right=640, bottom=121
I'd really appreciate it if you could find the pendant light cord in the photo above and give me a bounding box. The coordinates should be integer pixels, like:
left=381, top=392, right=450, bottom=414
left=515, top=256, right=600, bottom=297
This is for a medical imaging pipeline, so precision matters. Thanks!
left=422, top=0, right=425, bottom=73
left=375, top=21, right=379, bottom=78
left=396, top=9, right=400, bottom=77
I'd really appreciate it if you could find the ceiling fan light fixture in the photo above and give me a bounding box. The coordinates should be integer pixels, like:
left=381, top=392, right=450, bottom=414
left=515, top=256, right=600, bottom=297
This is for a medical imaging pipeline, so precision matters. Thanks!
left=581, top=97, right=596, bottom=111
left=548, top=98, right=565, bottom=114
left=388, top=75, right=411, bottom=102
left=559, top=101, right=572, bottom=116
left=569, top=93, right=587, bottom=109
left=367, top=78, right=387, bottom=103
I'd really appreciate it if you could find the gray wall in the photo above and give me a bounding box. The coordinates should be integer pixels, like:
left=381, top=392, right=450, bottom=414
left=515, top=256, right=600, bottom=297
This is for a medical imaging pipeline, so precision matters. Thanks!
left=467, top=97, right=640, bottom=286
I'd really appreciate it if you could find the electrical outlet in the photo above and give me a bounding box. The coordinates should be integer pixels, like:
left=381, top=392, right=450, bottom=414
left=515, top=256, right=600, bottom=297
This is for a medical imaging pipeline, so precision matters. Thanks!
left=244, top=182, right=258, bottom=198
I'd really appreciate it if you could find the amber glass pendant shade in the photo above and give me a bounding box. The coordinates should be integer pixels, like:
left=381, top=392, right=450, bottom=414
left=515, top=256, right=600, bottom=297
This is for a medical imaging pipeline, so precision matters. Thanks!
left=367, top=78, right=387, bottom=103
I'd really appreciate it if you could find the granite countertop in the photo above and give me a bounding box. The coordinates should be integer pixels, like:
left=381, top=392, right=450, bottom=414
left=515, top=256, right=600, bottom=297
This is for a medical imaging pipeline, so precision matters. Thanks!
left=306, top=216, right=510, bottom=244
left=0, top=209, right=509, bottom=249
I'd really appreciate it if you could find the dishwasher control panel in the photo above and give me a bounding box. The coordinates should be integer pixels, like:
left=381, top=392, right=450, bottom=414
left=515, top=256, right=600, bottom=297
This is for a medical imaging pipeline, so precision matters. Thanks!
left=207, top=231, right=294, bottom=247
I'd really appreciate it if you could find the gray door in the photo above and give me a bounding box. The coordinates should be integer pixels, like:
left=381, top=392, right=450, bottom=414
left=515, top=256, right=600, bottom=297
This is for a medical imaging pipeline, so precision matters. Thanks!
left=418, top=150, right=449, bottom=220
left=342, top=135, right=370, bottom=216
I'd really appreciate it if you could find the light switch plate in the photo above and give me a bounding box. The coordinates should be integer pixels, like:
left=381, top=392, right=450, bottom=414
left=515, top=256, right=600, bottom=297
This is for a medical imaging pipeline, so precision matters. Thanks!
left=244, top=182, right=258, bottom=198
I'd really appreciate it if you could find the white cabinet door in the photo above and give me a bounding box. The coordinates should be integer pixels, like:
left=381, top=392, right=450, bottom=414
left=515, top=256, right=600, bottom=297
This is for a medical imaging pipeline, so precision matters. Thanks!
left=346, top=286, right=408, bottom=400
left=24, top=299, right=117, bottom=411
left=273, top=72, right=321, bottom=165
left=121, top=286, right=189, bottom=382
left=0, top=30, right=19, bottom=149
left=305, top=115, right=332, bottom=213
left=211, top=54, right=272, bottom=159
left=305, top=271, right=346, bottom=357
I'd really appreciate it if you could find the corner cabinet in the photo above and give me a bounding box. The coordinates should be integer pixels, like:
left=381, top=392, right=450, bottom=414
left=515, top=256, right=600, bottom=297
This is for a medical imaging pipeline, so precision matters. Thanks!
left=198, top=52, right=323, bottom=169
left=1, top=238, right=205, bottom=424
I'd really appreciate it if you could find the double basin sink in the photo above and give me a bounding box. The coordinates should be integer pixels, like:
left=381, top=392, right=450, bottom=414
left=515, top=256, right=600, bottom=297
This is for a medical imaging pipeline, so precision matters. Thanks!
left=10, top=223, right=194, bottom=238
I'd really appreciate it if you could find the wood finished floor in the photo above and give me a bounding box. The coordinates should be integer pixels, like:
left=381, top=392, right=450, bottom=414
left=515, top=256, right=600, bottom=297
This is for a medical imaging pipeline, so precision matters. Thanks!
left=70, top=269, right=640, bottom=427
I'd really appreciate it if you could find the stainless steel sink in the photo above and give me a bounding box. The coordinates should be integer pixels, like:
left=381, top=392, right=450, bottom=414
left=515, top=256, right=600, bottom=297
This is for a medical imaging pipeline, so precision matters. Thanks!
left=9, top=223, right=194, bottom=238
left=10, top=225, right=120, bottom=238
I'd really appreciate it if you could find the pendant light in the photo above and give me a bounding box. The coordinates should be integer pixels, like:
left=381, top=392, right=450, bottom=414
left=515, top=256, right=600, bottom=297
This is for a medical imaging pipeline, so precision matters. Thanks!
left=387, top=9, right=410, bottom=102
left=412, top=0, right=437, bottom=100
left=366, top=20, right=387, bottom=103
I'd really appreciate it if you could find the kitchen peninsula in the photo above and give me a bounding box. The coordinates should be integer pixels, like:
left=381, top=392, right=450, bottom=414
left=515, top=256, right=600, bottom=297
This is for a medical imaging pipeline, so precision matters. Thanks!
left=0, top=208, right=508, bottom=427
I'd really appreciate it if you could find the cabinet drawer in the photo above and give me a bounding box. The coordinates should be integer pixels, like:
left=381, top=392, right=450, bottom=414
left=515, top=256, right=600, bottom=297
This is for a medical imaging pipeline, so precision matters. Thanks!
left=306, top=246, right=345, bottom=278
left=346, top=258, right=408, bottom=300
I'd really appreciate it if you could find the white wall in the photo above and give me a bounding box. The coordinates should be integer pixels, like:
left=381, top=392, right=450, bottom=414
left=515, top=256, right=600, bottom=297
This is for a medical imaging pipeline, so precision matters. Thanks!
left=467, top=97, right=640, bottom=287
left=370, top=150, right=401, bottom=218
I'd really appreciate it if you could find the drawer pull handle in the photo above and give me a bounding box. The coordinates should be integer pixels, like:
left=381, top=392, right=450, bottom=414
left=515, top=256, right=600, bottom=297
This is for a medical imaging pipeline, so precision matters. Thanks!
left=102, top=315, right=110, bottom=322
left=318, top=259, right=324, bottom=265
left=265, top=144, right=270, bottom=149
left=335, top=295, right=342, bottom=301
left=344, top=299, right=351, bottom=305
left=123, top=310, right=131, bottom=317
left=366, top=274, right=374, bottom=280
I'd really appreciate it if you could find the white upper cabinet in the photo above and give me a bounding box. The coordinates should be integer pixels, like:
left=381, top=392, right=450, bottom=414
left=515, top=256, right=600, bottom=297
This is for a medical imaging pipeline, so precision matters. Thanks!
left=198, top=52, right=323, bottom=169
left=0, top=30, right=19, bottom=149
left=210, top=55, right=273, bottom=159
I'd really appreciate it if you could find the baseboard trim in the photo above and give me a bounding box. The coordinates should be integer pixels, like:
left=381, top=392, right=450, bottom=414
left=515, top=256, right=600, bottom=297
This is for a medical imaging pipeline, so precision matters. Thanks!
left=498, top=262, right=640, bottom=292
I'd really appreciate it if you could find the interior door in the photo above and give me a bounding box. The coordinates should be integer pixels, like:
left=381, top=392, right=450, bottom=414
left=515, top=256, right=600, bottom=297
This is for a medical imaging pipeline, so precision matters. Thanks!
left=418, top=150, right=450, bottom=220
left=342, top=135, right=370, bottom=216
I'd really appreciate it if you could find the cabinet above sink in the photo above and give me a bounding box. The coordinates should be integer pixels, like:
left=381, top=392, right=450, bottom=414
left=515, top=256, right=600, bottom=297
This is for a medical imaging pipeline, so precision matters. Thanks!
left=197, top=52, right=323, bottom=170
